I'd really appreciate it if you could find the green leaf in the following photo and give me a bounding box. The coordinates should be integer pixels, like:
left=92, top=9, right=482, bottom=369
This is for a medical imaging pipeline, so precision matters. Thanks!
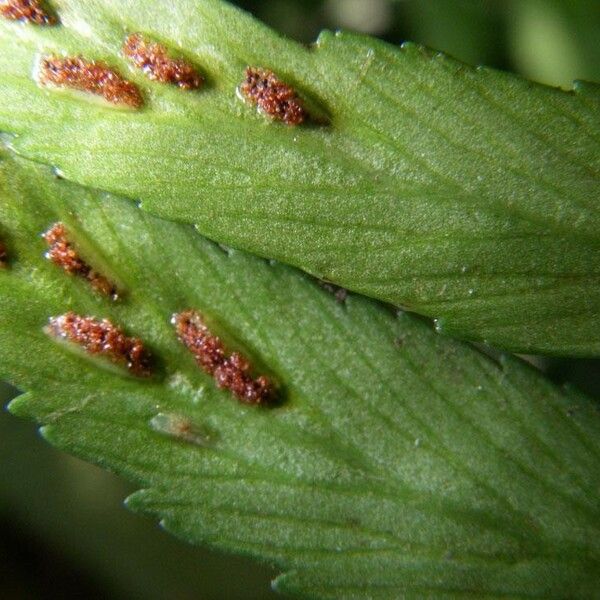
left=1, top=147, right=600, bottom=598
left=1, top=0, right=600, bottom=356
left=0, top=382, right=276, bottom=599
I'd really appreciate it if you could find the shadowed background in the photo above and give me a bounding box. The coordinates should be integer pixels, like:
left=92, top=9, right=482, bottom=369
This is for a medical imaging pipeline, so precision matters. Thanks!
left=2, top=1, right=599, bottom=598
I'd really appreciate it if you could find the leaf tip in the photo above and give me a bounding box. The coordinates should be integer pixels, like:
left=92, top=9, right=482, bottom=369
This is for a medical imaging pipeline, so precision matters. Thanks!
left=6, top=391, right=30, bottom=418
left=124, top=488, right=151, bottom=513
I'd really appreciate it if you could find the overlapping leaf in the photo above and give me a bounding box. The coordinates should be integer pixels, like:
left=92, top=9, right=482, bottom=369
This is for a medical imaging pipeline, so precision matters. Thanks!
left=0, top=0, right=599, bottom=354
left=1, top=148, right=599, bottom=598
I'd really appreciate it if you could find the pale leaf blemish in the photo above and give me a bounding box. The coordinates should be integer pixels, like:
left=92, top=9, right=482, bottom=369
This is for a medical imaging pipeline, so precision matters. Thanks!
left=358, top=49, right=375, bottom=82
left=149, top=412, right=216, bottom=447
left=61, top=13, right=92, bottom=38
left=44, top=395, right=93, bottom=423
left=167, top=372, right=206, bottom=405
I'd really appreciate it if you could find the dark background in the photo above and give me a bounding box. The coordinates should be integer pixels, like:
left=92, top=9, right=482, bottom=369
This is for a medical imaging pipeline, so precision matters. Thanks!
left=2, top=1, right=599, bottom=598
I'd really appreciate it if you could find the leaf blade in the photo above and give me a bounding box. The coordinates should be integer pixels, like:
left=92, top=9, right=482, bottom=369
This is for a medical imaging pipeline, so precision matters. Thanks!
left=1, top=149, right=600, bottom=598
left=0, top=0, right=598, bottom=354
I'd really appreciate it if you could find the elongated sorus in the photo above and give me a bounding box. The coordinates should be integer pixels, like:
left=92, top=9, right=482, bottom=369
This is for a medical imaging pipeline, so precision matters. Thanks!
left=43, top=222, right=118, bottom=298
left=173, top=310, right=273, bottom=405
left=39, top=56, right=143, bottom=107
left=47, top=312, right=151, bottom=376
left=0, top=0, right=55, bottom=25
left=123, top=33, right=203, bottom=90
left=240, top=67, right=306, bottom=125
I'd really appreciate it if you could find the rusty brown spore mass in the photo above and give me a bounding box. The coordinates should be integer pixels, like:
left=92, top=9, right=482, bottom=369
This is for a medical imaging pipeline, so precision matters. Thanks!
left=123, top=33, right=203, bottom=90
left=39, top=56, right=143, bottom=108
left=47, top=312, right=151, bottom=376
left=43, top=222, right=118, bottom=298
left=0, top=0, right=55, bottom=25
left=240, top=67, right=306, bottom=125
left=173, top=310, right=273, bottom=405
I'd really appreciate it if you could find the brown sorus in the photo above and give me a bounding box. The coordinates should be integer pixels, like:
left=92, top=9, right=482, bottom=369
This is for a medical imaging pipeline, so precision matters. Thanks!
left=123, top=33, right=203, bottom=90
left=173, top=310, right=273, bottom=405
left=43, top=222, right=118, bottom=298
left=47, top=312, right=151, bottom=376
left=0, top=0, right=55, bottom=25
left=240, top=67, right=306, bottom=125
left=39, top=56, right=143, bottom=108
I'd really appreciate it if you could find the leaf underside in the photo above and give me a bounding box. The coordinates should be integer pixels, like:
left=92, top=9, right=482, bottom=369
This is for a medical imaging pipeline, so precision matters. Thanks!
left=0, top=0, right=599, bottom=355
left=1, top=149, right=600, bottom=598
